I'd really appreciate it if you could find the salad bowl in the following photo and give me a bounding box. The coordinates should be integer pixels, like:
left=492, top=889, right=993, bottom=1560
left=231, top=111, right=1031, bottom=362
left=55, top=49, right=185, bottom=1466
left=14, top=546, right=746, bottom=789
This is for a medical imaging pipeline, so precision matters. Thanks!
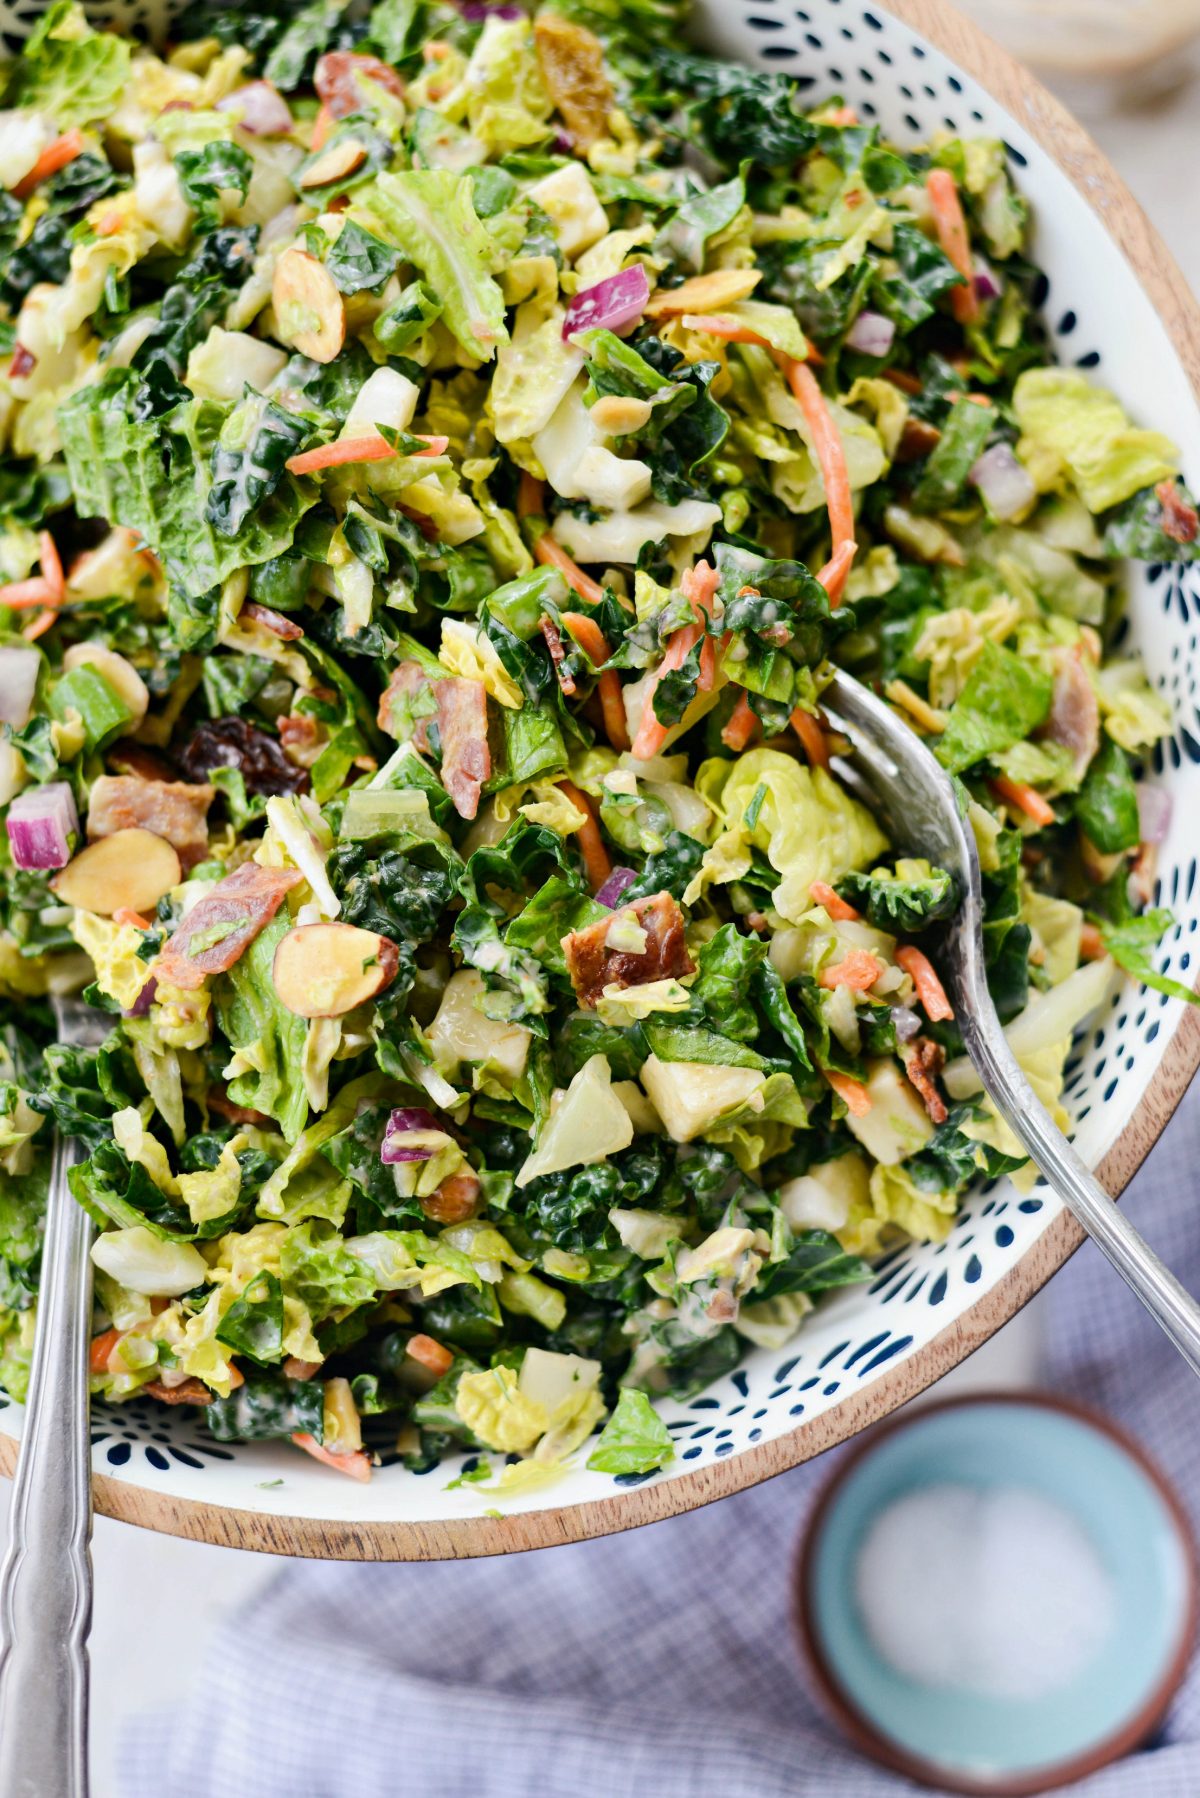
left=0, top=0, right=1198, bottom=1560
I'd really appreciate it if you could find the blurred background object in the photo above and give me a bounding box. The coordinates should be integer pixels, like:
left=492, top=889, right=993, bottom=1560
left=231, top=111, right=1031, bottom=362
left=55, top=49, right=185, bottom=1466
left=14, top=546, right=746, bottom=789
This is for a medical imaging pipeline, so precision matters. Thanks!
left=958, top=0, right=1200, bottom=83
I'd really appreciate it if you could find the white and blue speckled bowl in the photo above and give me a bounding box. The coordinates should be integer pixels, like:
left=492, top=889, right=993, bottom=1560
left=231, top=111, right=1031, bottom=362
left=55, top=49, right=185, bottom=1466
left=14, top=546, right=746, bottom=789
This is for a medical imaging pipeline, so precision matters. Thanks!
left=1, top=0, right=1198, bottom=1559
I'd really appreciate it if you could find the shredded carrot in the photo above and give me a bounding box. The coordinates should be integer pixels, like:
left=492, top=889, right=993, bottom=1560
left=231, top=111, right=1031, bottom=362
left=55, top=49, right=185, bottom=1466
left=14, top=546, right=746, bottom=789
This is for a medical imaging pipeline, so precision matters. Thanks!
left=38, top=530, right=64, bottom=601
left=562, top=610, right=629, bottom=751
left=1080, top=922, right=1106, bottom=962
left=815, top=537, right=857, bottom=606
left=310, top=104, right=334, bottom=152
left=559, top=779, right=613, bottom=894
left=685, top=314, right=773, bottom=349
left=823, top=105, right=859, bottom=126
left=809, top=880, right=860, bottom=923
left=790, top=706, right=830, bottom=771
left=285, top=432, right=446, bottom=476
left=226, top=1361, right=245, bottom=1390
left=13, top=128, right=85, bottom=201
left=534, top=533, right=604, bottom=606
left=825, top=1070, right=872, bottom=1117
left=291, top=1431, right=372, bottom=1482
left=721, top=689, right=759, bottom=752
left=629, top=561, right=719, bottom=761
left=989, top=775, right=1056, bottom=829
left=406, top=1333, right=454, bottom=1377
left=89, top=1328, right=122, bottom=1376
left=22, top=609, right=57, bottom=642
left=819, top=949, right=883, bottom=992
left=113, top=908, right=152, bottom=931
left=0, top=576, right=54, bottom=610
left=780, top=356, right=857, bottom=603
left=925, top=168, right=979, bottom=327
left=896, top=944, right=955, bottom=1022
left=517, top=471, right=544, bottom=519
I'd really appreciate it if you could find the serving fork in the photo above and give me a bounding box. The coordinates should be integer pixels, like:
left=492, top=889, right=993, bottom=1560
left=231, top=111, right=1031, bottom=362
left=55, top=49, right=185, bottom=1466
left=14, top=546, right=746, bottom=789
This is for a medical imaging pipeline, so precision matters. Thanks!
left=0, top=996, right=108, bottom=1798
left=823, top=668, right=1200, bottom=1375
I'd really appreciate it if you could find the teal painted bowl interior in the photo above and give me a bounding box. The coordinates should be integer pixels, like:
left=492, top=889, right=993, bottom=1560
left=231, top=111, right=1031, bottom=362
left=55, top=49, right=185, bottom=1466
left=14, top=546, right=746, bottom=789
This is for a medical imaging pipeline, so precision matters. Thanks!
left=806, top=1400, right=1194, bottom=1786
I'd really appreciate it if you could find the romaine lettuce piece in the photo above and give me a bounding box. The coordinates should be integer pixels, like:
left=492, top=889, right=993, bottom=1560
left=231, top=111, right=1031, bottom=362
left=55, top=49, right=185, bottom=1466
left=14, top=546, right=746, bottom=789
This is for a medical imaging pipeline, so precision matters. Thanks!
left=1013, top=368, right=1180, bottom=513
left=370, top=170, right=510, bottom=362
left=9, top=2, right=131, bottom=129
left=934, top=640, right=1052, bottom=776
left=585, top=1387, right=673, bottom=1475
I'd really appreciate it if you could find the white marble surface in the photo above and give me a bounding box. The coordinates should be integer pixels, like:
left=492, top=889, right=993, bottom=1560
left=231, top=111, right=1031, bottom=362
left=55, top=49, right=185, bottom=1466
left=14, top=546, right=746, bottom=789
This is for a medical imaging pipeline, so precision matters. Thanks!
left=1, top=61, right=1196, bottom=1798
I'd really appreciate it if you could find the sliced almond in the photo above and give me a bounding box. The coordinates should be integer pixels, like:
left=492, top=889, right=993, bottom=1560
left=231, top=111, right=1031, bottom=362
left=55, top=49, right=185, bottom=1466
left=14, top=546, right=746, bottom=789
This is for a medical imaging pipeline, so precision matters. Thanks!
left=643, top=267, right=761, bottom=320
left=272, top=921, right=400, bottom=1017
left=63, top=642, right=149, bottom=733
left=590, top=394, right=654, bottom=435
left=272, top=247, right=346, bottom=364
left=298, top=136, right=367, bottom=190
left=51, top=829, right=181, bottom=916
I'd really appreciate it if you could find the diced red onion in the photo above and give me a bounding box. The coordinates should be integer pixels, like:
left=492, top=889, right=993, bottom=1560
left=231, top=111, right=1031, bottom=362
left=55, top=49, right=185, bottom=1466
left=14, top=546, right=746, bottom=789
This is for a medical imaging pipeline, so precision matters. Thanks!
left=595, top=867, right=638, bottom=910
left=6, top=781, right=78, bottom=871
left=458, top=1, right=523, bottom=17
left=563, top=265, right=650, bottom=342
left=0, top=647, right=40, bottom=729
left=845, top=309, right=896, bottom=357
left=968, top=442, right=1036, bottom=522
left=381, top=1105, right=445, bottom=1164
left=123, top=976, right=158, bottom=1019
left=552, top=130, right=575, bottom=155
left=891, top=1004, right=922, bottom=1043
left=1136, top=781, right=1172, bottom=846
left=217, top=81, right=293, bottom=137
left=974, top=260, right=1003, bottom=302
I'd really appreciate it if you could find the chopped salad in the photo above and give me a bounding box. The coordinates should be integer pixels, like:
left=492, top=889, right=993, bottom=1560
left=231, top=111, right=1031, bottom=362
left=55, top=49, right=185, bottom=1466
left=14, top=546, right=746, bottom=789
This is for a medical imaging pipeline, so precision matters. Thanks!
left=0, top=0, right=1195, bottom=1487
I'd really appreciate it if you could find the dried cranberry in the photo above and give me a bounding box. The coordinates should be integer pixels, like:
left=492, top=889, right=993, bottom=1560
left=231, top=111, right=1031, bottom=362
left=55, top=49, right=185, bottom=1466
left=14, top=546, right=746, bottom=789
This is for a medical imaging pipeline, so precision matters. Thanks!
left=178, top=716, right=309, bottom=796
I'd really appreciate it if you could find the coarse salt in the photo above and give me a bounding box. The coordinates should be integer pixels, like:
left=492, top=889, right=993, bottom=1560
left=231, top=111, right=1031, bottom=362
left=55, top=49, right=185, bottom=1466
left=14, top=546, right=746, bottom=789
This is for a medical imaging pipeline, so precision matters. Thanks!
left=854, top=1482, right=1116, bottom=1700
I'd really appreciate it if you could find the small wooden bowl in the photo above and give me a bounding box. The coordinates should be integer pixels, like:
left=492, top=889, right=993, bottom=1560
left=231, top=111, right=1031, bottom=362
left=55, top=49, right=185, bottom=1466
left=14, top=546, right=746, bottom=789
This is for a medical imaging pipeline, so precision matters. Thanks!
left=795, top=1393, right=1197, bottom=1795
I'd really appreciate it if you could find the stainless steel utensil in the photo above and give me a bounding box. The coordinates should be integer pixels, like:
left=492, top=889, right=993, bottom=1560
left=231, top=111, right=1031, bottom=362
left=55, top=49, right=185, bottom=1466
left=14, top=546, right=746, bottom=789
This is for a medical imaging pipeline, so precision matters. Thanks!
left=822, top=669, right=1200, bottom=1374
left=0, top=998, right=109, bottom=1798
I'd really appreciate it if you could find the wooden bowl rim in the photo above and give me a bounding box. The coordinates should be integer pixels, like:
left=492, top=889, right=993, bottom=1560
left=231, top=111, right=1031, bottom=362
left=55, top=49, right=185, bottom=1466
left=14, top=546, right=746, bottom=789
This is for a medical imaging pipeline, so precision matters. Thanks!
left=3, top=0, right=1199, bottom=1560
left=792, top=1390, right=1199, bottom=1795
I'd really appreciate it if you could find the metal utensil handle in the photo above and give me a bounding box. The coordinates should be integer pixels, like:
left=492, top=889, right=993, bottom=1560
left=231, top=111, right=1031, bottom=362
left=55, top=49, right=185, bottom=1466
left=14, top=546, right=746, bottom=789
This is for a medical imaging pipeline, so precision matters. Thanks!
left=0, top=1132, right=93, bottom=1798
left=957, top=965, right=1200, bottom=1380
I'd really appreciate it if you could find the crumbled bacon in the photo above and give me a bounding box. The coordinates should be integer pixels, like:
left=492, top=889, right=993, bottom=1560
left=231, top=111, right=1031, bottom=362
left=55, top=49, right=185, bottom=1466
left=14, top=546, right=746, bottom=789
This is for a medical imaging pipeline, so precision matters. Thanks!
left=315, top=50, right=406, bottom=118
left=895, top=418, right=942, bottom=464
left=242, top=600, right=304, bottom=641
left=87, top=774, right=215, bottom=872
left=563, top=890, right=695, bottom=1009
left=1040, top=642, right=1100, bottom=783
left=1156, top=479, right=1199, bottom=546
left=902, top=1037, right=949, bottom=1125
left=539, top=614, right=576, bottom=695
left=278, top=712, right=325, bottom=771
left=144, top=1378, right=213, bottom=1406
left=9, top=343, right=35, bottom=380
left=156, top=863, right=303, bottom=991
left=420, top=1169, right=480, bottom=1225
left=377, top=660, right=490, bottom=821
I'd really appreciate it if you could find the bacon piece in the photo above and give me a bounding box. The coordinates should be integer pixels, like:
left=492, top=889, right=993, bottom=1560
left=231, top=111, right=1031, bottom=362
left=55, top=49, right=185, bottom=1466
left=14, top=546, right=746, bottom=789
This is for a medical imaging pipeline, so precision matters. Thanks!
left=539, top=614, right=576, bottom=695
left=563, top=890, right=695, bottom=1009
left=894, top=417, right=941, bottom=464
left=278, top=712, right=325, bottom=771
left=87, top=775, right=215, bottom=872
left=420, top=1169, right=480, bottom=1225
left=1156, top=479, right=1199, bottom=546
left=241, top=600, right=304, bottom=640
left=378, top=660, right=490, bottom=821
left=1040, top=642, right=1099, bottom=784
left=144, top=1378, right=213, bottom=1406
left=156, top=862, right=303, bottom=991
left=315, top=50, right=406, bottom=118
left=902, top=1037, right=949, bottom=1126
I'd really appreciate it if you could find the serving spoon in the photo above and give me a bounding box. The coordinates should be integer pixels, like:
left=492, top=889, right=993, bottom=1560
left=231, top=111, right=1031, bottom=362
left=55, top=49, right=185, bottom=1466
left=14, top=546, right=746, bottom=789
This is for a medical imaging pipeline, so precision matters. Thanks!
left=0, top=997, right=108, bottom=1798
left=822, top=667, right=1200, bottom=1374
